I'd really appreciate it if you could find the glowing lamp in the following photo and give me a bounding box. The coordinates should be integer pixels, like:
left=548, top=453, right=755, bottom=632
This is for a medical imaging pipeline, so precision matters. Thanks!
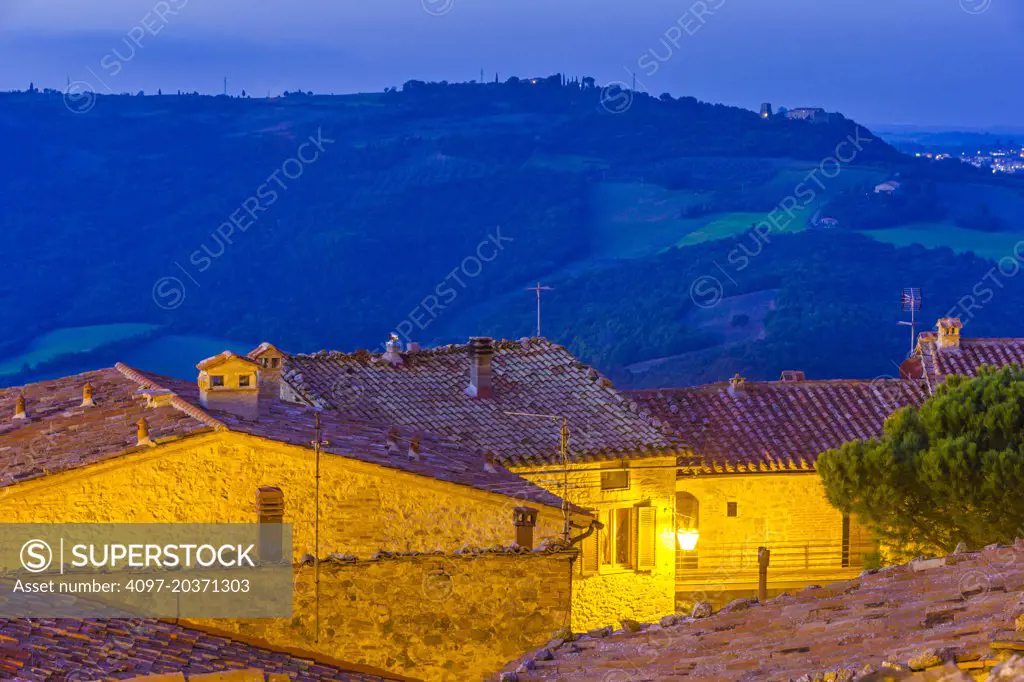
left=676, top=528, right=700, bottom=551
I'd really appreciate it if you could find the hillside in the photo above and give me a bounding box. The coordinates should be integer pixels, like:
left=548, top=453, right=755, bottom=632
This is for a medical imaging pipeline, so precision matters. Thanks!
left=1, top=78, right=1020, bottom=387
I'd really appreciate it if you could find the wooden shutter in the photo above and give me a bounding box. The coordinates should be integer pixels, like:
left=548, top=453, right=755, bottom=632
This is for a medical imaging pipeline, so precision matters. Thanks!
left=636, top=507, right=657, bottom=571
left=580, top=525, right=599, bottom=575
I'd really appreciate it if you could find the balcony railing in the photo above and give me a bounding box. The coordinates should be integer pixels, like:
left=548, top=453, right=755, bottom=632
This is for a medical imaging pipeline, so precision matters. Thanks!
left=676, top=539, right=876, bottom=585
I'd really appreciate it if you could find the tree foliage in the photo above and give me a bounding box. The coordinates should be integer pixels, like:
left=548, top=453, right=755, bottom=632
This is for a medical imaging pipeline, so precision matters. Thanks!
left=818, top=365, right=1024, bottom=556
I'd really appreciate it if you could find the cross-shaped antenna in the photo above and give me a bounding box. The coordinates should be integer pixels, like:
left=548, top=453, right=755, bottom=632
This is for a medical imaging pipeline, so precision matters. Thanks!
left=526, top=282, right=554, bottom=338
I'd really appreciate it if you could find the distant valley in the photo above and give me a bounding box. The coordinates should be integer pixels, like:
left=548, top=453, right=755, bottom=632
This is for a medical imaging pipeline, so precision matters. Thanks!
left=3, top=79, right=1024, bottom=388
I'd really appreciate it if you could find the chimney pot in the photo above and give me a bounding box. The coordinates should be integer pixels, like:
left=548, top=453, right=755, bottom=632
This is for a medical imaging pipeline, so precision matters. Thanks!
left=256, top=487, right=285, bottom=563
left=513, top=506, right=539, bottom=549
left=779, top=371, right=806, bottom=382
left=466, top=337, right=495, bottom=399
left=408, top=435, right=422, bottom=461
left=13, top=394, right=27, bottom=420
left=383, top=334, right=404, bottom=366
left=82, top=382, right=95, bottom=407
left=386, top=427, right=401, bottom=455
left=727, top=373, right=745, bottom=397
left=137, top=417, right=156, bottom=447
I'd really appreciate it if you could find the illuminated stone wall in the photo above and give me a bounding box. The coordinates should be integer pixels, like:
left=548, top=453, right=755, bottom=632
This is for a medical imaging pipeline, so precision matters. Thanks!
left=512, top=455, right=678, bottom=631
left=0, top=432, right=566, bottom=557
left=0, top=432, right=573, bottom=680
left=185, top=552, right=574, bottom=682
left=675, top=472, right=872, bottom=606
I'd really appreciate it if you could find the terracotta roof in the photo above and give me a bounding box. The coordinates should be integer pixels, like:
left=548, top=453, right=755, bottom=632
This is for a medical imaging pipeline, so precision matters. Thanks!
left=0, top=365, right=567, bottom=511
left=196, top=350, right=260, bottom=371
left=0, top=367, right=214, bottom=489
left=914, top=332, right=1024, bottom=390
left=630, top=379, right=928, bottom=473
left=0, top=614, right=394, bottom=681
left=281, top=338, right=682, bottom=466
left=502, top=542, right=1024, bottom=680
left=150, top=372, right=568, bottom=511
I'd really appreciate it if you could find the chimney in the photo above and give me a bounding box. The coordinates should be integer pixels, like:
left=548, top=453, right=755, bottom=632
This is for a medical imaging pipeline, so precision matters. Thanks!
left=81, top=382, right=95, bottom=407
left=248, top=343, right=286, bottom=405
left=727, top=373, right=745, bottom=397
left=408, top=435, right=422, bottom=462
left=13, top=394, right=28, bottom=420
left=256, top=486, right=285, bottom=563
left=936, top=317, right=963, bottom=351
left=197, top=351, right=262, bottom=421
left=513, top=507, right=539, bottom=549
left=137, top=417, right=156, bottom=447
left=466, top=337, right=494, bottom=399
left=383, top=334, right=404, bottom=367
left=406, top=342, right=421, bottom=354
left=779, top=371, right=806, bottom=383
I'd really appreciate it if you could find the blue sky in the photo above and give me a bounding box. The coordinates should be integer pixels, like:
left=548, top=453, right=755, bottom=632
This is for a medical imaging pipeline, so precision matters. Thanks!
left=1, top=0, right=1020, bottom=128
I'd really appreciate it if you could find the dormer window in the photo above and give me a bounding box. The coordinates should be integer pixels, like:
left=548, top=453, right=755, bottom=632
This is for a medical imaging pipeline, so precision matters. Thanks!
left=239, top=375, right=251, bottom=387
left=211, top=375, right=225, bottom=387
left=271, top=357, right=280, bottom=368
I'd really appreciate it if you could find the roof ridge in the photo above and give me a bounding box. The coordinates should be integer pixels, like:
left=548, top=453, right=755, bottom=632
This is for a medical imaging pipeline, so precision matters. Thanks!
left=115, top=362, right=228, bottom=432
left=628, top=378, right=917, bottom=394
left=290, top=337, right=560, bottom=360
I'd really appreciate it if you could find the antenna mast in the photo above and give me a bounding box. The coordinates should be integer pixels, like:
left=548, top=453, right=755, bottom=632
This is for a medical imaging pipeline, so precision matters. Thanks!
left=898, top=287, right=922, bottom=358
left=526, top=282, right=554, bottom=338
left=310, top=412, right=328, bottom=642
left=505, top=411, right=571, bottom=542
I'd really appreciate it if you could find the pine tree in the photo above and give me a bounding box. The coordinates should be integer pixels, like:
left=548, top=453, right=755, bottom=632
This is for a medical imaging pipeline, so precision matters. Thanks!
left=818, top=364, right=1024, bottom=558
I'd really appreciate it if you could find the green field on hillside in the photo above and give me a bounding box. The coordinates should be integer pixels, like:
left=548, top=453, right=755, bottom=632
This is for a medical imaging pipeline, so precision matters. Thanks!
left=863, top=223, right=1023, bottom=261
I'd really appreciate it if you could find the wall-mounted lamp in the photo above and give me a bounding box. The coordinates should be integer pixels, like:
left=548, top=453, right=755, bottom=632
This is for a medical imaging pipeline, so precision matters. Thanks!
left=677, top=528, right=700, bottom=551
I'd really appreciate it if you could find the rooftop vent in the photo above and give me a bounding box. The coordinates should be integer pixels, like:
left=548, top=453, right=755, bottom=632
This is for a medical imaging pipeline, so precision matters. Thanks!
left=137, top=417, right=156, bottom=447
left=779, top=370, right=806, bottom=382
left=81, top=382, right=95, bottom=407
left=13, top=394, right=27, bottom=420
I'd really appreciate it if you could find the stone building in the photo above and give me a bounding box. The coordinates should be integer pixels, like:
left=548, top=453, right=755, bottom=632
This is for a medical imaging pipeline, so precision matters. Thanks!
left=0, top=356, right=578, bottom=681
left=275, top=337, right=686, bottom=631
left=631, top=374, right=928, bottom=607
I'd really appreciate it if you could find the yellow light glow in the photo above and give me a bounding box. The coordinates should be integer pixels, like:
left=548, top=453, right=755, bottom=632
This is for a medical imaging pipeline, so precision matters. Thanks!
left=677, top=528, right=699, bottom=551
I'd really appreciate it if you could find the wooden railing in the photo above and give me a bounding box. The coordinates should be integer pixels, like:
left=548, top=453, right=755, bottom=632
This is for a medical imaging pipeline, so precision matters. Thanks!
left=676, top=539, right=876, bottom=585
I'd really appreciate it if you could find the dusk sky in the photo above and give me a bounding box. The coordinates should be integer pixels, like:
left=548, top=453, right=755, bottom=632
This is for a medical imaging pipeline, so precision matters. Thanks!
left=1, top=0, right=1020, bottom=128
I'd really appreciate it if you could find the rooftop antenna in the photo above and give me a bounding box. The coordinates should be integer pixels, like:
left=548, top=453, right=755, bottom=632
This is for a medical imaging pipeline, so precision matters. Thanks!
left=526, top=282, right=554, bottom=338
left=310, top=412, right=328, bottom=642
left=504, top=411, right=571, bottom=543
left=898, top=287, right=922, bottom=358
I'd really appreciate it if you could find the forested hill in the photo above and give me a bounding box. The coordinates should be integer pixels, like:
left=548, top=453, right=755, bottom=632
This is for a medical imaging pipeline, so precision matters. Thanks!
left=0, top=78, right=1019, bottom=388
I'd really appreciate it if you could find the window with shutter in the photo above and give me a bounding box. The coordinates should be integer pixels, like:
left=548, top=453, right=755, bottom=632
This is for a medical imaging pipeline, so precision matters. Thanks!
left=580, top=526, right=599, bottom=576
left=636, top=506, right=657, bottom=571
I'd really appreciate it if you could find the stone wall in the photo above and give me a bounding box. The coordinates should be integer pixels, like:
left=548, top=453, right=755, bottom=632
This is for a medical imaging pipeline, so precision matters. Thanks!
left=184, top=551, right=575, bottom=682
left=514, top=455, right=678, bottom=631
left=0, top=432, right=566, bottom=558
left=676, top=472, right=873, bottom=606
